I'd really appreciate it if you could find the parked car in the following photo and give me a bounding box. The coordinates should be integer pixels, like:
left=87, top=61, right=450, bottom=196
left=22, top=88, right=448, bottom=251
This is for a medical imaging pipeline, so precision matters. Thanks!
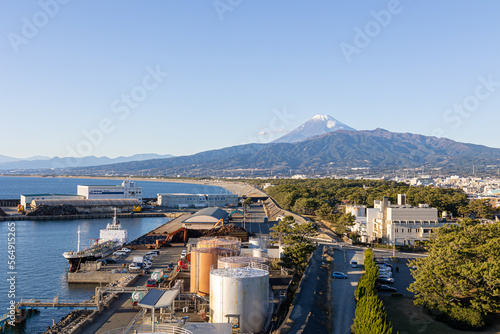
left=378, top=271, right=392, bottom=278
left=113, top=251, right=127, bottom=256
left=376, top=277, right=395, bottom=284
left=129, top=263, right=141, bottom=271
left=376, top=285, right=397, bottom=292
left=351, top=261, right=358, bottom=268
left=120, top=248, right=132, bottom=253
left=332, top=272, right=348, bottom=279
left=145, top=252, right=158, bottom=258
left=104, top=258, right=117, bottom=264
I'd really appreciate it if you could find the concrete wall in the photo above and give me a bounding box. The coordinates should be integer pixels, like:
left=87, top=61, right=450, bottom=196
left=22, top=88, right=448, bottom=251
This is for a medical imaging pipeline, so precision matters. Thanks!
left=68, top=272, right=132, bottom=284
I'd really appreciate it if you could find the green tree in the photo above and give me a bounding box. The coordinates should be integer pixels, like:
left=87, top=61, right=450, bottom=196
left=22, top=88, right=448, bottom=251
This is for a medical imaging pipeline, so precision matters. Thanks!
left=409, top=220, right=500, bottom=329
left=280, top=242, right=316, bottom=270
left=458, top=199, right=494, bottom=218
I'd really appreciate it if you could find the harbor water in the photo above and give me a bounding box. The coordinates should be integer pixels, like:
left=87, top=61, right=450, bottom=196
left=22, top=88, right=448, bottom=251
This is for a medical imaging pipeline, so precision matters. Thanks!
left=0, top=176, right=226, bottom=333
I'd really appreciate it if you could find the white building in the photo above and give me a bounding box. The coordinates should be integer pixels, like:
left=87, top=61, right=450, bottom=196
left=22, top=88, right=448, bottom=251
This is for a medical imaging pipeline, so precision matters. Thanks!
left=21, top=194, right=85, bottom=208
left=366, top=194, right=447, bottom=246
left=77, top=180, right=142, bottom=200
left=157, top=193, right=238, bottom=208
left=345, top=205, right=368, bottom=243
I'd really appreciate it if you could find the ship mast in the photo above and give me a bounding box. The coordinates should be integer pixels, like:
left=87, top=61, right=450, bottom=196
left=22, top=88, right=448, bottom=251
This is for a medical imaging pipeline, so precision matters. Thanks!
left=77, top=225, right=81, bottom=253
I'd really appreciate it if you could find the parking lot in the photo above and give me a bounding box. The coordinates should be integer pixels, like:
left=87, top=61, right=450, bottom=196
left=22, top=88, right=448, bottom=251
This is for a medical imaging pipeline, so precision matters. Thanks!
left=99, top=246, right=188, bottom=273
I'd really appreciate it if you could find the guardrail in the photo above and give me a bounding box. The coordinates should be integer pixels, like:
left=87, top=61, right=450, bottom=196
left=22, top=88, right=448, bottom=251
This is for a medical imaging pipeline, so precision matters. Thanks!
left=100, top=324, right=193, bottom=334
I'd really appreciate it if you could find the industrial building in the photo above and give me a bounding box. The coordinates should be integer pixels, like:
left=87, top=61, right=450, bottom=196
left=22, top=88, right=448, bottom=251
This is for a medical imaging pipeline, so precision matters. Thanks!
left=30, top=198, right=141, bottom=213
left=366, top=194, right=449, bottom=245
left=157, top=193, right=238, bottom=209
left=77, top=180, right=142, bottom=200
left=182, top=207, right=229, bottom=230
left=20, top=194, right=84, bottom=208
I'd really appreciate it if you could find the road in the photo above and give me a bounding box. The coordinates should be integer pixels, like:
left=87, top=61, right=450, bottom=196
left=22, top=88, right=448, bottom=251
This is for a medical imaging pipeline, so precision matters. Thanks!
left=331, top=247, right=365, bottom=334
left=230, top=203, right=276, bottom=235
left=330, top=244, right=427, bottom=334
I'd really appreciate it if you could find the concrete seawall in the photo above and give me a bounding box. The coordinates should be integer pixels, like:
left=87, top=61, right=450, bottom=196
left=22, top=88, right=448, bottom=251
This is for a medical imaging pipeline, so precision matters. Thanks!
left=0, top=212, right=181, bottom=221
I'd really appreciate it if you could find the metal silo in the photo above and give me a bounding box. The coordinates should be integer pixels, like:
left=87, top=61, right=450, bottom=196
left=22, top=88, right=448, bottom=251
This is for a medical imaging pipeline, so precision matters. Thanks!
left=210, top=267, right=269, bottom=333
left=218, top=256, right=269, bottom=269
left=249, top=237, right=268, bottom=249
left=190, top=246, right=238, bottom=296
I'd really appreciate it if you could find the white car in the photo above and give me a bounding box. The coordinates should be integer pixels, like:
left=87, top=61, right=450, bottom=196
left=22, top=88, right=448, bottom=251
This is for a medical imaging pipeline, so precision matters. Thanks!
left=129, top=263, right=141, bottom=271
left=120, top=248, right=132, bottom=253
left=145, top=252, right=157, bottom=258
left=113, top=251, right=127, bottom=256
left=351, top=261, right=358, bottom=268
left=378, top=271, right=393, bottom=278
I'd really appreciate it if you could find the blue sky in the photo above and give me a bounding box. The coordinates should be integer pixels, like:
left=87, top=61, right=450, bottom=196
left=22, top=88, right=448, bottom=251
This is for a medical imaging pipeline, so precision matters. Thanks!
left=1, top=0, right=499, bottom=158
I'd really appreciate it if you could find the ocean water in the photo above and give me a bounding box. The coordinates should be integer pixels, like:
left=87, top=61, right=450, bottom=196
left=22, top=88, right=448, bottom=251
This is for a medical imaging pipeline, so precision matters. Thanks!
left=0, top=176, right=226, bottom=333
left=0, top=176, right=228, bottom=199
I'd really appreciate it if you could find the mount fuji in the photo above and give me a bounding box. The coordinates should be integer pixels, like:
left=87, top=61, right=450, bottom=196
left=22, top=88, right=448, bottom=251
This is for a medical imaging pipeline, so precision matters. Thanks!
left=272, top=115, right=356, bottom=143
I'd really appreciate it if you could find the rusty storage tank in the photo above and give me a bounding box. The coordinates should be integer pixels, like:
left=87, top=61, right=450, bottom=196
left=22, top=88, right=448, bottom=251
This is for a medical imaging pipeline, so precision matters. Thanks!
left=196, top=236, right=241, bottom=254
left=210, top=267, right=269, bottom=333
left=217, top=256, right=269, bottom=269
left=190, top=247, right=237, bottom=296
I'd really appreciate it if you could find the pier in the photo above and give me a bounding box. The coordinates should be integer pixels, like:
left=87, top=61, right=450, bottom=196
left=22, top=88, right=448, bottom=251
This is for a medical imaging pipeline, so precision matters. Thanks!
left=0, top=211, right=181, bottom=221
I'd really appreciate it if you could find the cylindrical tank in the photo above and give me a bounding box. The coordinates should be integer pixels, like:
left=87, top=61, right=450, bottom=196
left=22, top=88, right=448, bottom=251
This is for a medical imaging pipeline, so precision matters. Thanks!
left=253, top=248, right=268, bottom=258
left=197, top=236, right=241, bottom=253
left=190, top=248, right=218, bottom=295
left=249, top=237, right=268, bottom=249
left=210, top=267, right=269, bottom=333
left=218, top=256, right=269, bottom=269
left=191, top=246, right=238, bottom=295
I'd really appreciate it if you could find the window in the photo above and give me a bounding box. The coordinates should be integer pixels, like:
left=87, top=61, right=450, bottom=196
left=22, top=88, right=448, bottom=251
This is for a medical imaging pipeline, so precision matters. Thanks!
left=408, top=229, right=411, bottom=233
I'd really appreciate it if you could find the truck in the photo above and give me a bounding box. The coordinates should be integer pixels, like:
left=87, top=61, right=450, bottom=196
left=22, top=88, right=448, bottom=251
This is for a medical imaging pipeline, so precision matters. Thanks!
left=133, top=256, right=145, bottom=264
left=147, top=269, right=164, bottom=287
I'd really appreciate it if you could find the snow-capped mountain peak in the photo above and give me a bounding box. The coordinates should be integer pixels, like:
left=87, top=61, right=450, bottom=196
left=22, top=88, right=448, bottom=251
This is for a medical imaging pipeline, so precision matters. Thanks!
left=272, top=115, right=356, bottom=144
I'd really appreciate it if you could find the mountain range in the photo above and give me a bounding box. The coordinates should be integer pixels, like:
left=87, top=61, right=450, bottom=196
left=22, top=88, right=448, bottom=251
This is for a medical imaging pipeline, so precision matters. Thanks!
left=3, top=115, right=499, bottom=177
left=0, top=153, right=174, bottom=170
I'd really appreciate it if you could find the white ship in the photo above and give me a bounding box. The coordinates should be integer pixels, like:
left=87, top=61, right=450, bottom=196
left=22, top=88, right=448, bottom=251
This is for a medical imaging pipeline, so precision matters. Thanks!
left=63, top=209, right=128, bottom=272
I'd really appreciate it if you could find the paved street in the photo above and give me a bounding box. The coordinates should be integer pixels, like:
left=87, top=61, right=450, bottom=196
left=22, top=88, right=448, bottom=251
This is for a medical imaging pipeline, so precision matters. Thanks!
left=330, top=243, right=427, bottom=334
left=331, top=247, right=365, bottom=334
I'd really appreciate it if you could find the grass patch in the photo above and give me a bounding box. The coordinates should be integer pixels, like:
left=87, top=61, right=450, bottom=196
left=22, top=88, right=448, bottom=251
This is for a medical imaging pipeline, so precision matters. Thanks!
left=381, top=296, right=500, bottom=334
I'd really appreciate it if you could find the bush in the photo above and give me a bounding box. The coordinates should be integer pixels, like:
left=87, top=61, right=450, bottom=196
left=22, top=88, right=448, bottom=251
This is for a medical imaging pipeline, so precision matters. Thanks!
left=436, top=306, right=486, bottom=331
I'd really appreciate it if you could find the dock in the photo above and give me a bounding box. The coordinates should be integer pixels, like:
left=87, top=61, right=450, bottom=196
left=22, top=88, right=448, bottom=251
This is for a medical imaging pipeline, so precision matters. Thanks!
left=0, top=211, right=181, bottom=221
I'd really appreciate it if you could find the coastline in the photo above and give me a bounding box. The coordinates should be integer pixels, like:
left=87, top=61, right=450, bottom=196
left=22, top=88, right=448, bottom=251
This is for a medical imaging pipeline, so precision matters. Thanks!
left=0, top=174, right=266, bottom=197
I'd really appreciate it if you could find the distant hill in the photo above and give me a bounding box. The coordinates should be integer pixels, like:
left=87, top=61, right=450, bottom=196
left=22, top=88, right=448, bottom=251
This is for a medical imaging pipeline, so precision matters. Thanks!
left=0, top=153, right=174, bottom=170
left=41, top=129, right=500, bottom=177
left=273, top=114, right=356, bottom=143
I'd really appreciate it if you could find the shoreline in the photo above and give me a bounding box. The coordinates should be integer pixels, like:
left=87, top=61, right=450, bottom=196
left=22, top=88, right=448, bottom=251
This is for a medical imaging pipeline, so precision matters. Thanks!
left=0, top=174, right=267, bottom=197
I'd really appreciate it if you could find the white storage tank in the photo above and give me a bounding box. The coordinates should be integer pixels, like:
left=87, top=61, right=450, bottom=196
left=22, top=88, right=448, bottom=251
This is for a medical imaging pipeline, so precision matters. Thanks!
left=210, top=267, right=269, bottom=333
left=249, top=237, right=268, bottom=249
left=253, top=248, right=268, bottom=258
left=218, top=256, right=269, bottom=269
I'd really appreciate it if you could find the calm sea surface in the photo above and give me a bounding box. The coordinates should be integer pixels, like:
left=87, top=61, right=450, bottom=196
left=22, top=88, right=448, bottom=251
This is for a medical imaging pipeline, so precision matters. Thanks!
left=0, top=176, right=226, bottom=333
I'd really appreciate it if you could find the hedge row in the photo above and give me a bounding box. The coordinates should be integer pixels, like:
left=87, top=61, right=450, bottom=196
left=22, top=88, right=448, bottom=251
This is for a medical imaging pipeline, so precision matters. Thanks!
left=352, top=249, right=393, bottom=334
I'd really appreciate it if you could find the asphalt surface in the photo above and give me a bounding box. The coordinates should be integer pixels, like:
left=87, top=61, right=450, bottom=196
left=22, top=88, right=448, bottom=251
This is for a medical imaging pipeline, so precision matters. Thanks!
left=287, top=245, right=324, bottom=333
left=331, top=247, right=365, bottom=334
left=80, top=246, right=187, bottom=334
left=330, top=244, right=427, bottom=334
left=230, top=203, right=277, bottom=235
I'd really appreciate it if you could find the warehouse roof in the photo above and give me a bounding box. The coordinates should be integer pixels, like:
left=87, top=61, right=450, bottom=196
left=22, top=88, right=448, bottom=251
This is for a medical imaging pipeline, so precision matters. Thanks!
left=21, top=193, right=82, bottom=197
left=31, top=198, right=141, bottom=206
left=191, top=207, right=228, bottom=220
